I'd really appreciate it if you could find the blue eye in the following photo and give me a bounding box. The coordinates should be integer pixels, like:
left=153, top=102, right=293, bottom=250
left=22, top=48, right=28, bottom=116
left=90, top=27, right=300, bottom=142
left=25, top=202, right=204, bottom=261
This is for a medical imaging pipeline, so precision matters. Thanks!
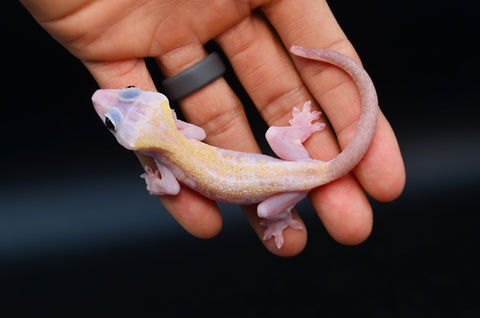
left=118, top=86, right=140, bottom=103
left=104, top=109, right=121, bottom=132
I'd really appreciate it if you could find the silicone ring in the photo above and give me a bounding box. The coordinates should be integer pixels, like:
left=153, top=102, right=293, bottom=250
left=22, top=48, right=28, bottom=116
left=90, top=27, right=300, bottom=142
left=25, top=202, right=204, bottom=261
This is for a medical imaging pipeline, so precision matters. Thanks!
left=162, top=52, right=226, bottom=101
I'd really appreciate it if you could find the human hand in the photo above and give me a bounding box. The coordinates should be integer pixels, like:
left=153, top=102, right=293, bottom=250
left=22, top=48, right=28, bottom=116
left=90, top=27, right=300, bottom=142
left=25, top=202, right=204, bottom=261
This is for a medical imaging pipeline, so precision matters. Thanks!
left=20, top=0, right=405, bottom=256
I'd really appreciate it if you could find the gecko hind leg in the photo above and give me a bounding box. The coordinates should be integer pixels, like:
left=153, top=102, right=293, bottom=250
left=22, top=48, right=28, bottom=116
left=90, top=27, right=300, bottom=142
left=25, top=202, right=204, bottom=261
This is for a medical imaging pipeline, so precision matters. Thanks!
left=265, top=101, right=325, bottom=161
left=258, top=191, right=308, bottom=249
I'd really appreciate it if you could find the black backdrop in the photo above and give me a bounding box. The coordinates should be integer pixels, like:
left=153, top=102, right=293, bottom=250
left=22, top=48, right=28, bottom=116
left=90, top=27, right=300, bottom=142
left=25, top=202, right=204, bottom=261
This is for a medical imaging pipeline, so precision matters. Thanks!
left=2, top=1, right=479, bottom=316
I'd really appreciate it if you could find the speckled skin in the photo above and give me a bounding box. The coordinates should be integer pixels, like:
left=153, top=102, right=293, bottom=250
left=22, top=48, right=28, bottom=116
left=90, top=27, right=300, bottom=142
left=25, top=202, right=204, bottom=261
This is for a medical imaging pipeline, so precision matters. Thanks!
left=91, top=46, right=378, bottom=248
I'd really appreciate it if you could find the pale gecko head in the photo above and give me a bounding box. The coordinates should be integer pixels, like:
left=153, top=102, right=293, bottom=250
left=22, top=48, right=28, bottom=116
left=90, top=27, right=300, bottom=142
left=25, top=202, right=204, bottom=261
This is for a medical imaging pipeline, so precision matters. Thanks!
left=91, top=87, right=177, bottom=150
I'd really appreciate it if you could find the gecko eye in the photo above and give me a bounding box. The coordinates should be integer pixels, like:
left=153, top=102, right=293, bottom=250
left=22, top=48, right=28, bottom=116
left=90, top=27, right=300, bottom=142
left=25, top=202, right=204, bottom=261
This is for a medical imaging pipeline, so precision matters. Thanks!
left=118, top=86, right=141, bottom=103
left=104, top=112, right=118, bottom=132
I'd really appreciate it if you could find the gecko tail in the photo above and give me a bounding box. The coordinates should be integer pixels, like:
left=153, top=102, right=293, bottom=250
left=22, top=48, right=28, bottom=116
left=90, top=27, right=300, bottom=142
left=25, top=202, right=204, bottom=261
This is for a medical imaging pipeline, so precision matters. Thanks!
left=291, top=46, right=379, bottom=182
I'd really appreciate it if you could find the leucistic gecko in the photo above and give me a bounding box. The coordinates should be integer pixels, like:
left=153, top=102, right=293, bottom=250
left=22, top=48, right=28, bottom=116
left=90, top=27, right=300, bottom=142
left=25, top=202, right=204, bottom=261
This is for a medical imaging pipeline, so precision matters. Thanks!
left=91, top=46, right=378, bottom=249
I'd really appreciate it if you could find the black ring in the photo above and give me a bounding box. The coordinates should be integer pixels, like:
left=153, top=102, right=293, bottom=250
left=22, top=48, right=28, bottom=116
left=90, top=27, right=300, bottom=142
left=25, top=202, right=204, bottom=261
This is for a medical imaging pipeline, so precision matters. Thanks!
left=162, top=52, right=226, bottom=101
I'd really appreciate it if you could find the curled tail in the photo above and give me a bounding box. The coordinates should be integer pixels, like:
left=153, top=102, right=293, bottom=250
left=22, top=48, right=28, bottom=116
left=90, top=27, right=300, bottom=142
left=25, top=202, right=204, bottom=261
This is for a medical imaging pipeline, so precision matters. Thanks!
left=290, top=46, right=379, bottom=183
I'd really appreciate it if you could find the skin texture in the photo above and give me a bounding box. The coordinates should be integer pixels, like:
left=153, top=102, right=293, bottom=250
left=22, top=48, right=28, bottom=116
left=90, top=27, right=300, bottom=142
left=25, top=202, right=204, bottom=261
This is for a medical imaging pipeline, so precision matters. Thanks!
left=20, top=0, right=405, bottom=256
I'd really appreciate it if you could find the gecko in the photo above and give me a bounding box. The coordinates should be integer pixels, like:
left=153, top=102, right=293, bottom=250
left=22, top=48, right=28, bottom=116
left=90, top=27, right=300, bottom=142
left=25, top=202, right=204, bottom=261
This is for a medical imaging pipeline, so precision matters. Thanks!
left=91, top=46, right=379, bottom=249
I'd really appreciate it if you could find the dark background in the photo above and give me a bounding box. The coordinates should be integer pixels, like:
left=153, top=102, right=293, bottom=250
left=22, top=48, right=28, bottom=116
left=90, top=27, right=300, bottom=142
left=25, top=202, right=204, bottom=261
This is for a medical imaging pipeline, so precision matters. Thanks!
left=2, top=0, right=479, bottom=316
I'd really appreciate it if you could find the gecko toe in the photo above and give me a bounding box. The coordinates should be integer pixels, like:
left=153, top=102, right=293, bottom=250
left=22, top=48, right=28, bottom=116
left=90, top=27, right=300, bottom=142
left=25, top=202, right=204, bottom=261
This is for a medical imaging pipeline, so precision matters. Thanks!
left=260, top=214, right=303, bottom=249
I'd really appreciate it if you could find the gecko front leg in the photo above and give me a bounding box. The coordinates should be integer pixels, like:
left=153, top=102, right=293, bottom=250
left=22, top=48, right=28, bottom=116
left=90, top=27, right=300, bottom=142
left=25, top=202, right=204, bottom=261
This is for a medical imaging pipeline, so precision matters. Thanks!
left=265, top=101, right=325, bottom=161
left=258, top=102, right=325, bottom=248
left=172, top=110, right=206, bottom=141
left=140, top=110, right=205, bottom=196
left=141, top=163, right=180, bottom=196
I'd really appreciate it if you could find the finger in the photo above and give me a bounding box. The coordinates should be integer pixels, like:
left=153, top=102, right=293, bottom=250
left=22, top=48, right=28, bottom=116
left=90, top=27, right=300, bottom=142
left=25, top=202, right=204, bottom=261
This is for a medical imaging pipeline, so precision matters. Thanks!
left=84, top=58, right=223, bottom=239
left=156, top=43, right=259, bottom=150
left=216, top=13, right=314, bottom=253
left=263, top=0, right=406, bottom=201
left=83, top=58, right=157, bottom=90
left=216, top=10, right=372, bottom=245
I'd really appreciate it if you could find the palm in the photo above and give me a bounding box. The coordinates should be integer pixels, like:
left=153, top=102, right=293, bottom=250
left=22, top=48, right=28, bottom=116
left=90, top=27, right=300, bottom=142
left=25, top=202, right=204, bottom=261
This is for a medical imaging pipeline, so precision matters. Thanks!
left=29, top=1, right=248, bottom=62
left=21, top=0, right=405, bottom=256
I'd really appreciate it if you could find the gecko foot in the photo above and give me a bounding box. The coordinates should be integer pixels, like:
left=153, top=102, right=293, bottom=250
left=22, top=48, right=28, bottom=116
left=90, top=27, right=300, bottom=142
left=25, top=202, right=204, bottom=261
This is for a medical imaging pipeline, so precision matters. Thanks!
left=265, top=101, right=325, bottom=161
left=140, top=166, right=161, bottom=195
left=289, top=101, right=325, bottom=134
left=140, top=164, right=180, bottom=196
left=260, top=211, right=303, bottom=249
